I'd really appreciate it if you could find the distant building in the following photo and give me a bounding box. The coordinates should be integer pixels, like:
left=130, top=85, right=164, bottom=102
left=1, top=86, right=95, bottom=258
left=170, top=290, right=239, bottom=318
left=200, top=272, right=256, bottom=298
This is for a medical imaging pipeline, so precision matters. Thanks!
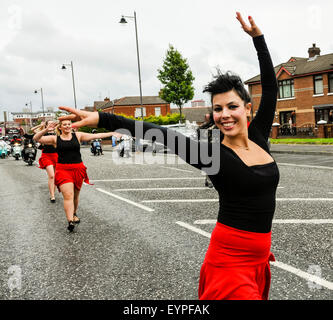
left=11, top=107, right=56, bottom=125
left=245, top=43, right=333, bottom=128
left=191, top=99, right=206, bottom=107
left=88, top=96, right=170, bottom=118
left=170, top=99, right=211, bottom=125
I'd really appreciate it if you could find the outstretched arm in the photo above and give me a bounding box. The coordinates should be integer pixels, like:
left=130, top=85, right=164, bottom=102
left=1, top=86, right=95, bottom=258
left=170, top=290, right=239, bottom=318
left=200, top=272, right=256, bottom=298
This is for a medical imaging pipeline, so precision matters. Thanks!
left=236, top=12, right=278, bottom=139
left=77, top=131, right=122, bottom=143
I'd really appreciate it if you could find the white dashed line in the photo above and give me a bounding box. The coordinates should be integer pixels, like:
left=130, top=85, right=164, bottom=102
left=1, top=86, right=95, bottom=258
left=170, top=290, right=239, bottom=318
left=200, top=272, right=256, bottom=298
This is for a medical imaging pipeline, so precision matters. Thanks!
left=91, top=177, right=204, bottom=182
left=193, top=219, right=333, bottom=225
left=114, top=187, right=209, bottom=191
left=96, top=188, right=154, bottom=212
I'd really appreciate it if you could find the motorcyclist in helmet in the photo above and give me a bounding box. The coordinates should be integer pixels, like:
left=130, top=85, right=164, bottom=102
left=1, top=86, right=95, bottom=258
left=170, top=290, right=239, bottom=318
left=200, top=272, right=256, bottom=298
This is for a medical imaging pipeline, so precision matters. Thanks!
left=91, top=129, right=104, bottom=155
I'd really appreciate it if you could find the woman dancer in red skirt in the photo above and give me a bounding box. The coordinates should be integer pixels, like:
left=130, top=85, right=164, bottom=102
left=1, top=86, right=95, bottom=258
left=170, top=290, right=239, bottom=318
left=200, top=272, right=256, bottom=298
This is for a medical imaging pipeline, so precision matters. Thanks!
left=33, top=119, right=118, bottom=232
left=58, top=12, right=279, bottom=299
left=32, top=122, right=58, bottom=202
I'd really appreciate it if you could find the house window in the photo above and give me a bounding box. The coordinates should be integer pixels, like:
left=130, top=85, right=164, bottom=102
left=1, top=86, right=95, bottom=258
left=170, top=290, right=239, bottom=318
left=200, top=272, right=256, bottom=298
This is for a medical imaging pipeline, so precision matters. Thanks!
left=313, top=75, right=323, bottom=94
left=278, top=79, right=294, bottom=98
left=328, top=73, right=333, bottom=93
left=155, top=107, right=161, bottom=116
left=135, top=107, right=146, bottom=118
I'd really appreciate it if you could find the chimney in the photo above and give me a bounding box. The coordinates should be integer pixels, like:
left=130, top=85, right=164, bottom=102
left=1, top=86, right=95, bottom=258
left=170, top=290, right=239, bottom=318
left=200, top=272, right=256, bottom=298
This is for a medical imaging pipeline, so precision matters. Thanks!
left=308, top=43, right=320, bottom=58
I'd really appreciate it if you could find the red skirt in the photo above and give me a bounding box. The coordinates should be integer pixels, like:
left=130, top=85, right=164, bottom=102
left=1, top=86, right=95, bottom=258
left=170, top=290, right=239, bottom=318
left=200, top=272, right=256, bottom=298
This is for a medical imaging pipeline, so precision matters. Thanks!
left=38, top=152, right=58, bottom=169
left=54, top=162, right=91, bottom=191
left=198, top=222, right=275, bottom=300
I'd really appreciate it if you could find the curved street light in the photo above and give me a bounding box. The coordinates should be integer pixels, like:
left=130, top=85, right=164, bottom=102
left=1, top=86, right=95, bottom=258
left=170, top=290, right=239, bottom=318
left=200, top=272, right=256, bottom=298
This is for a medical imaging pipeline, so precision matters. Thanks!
left=62, top=61, right=77, bottom=109
left=34, top=88, right=45, bottom=121
left=119, top=11, right=144, bottom=120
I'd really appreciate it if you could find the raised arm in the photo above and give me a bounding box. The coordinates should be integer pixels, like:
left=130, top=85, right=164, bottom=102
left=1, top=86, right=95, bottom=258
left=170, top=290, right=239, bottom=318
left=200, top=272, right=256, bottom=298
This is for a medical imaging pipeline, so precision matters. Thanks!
left=31, top=122, right=45, bottom=134
left=236, top=12, right=278, bottom=139
left=33, top=122, right=57, bottom=146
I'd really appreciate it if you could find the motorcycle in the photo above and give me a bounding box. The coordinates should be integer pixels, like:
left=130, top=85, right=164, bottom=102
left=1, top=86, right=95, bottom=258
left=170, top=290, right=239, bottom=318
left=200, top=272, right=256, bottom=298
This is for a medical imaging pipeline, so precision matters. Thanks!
left=5, top=142, right=12, bottom=156
left=12, top=143, right=22, bottom=160
left=91, top=139, right=102, bottom=156
left=22, top=141, right=37, bottom=166
left=0, top=142, right=8, bottom=159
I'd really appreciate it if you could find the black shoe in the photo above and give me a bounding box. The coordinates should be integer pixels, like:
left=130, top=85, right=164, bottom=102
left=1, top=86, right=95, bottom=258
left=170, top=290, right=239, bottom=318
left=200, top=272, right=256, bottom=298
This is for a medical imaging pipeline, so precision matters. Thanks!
left=67, top=221, right=75, bottom=232
left=50, top=198, right=56, bottom=203
left=73, top=213, right=80, bottom=224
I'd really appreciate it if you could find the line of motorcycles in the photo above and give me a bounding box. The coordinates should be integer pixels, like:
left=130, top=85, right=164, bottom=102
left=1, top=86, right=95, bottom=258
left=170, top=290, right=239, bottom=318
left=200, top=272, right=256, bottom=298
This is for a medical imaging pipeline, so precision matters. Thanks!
left=0, top=137, right=37, bottom=166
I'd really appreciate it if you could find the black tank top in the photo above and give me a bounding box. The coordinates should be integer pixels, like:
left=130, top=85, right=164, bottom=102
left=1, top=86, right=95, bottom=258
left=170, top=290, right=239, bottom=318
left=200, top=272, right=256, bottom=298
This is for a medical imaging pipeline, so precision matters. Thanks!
left=42, top=133, right=57, bottom=153
left=56, top=132, right=82, bottom=164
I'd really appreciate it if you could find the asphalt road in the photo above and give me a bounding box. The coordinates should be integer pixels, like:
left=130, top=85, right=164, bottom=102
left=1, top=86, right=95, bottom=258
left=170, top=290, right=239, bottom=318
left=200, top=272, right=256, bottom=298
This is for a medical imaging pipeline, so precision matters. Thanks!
left=0, top=148, right=332, bottom=300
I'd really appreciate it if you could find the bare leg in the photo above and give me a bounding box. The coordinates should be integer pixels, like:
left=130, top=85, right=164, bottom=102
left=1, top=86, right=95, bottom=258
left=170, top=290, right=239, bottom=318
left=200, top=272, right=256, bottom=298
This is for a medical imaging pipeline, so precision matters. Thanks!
left=45, top=165, right=55, bottom=199
left=73, top=188, right=80, bottom=222
left=59, top=183, right=75, bottom=222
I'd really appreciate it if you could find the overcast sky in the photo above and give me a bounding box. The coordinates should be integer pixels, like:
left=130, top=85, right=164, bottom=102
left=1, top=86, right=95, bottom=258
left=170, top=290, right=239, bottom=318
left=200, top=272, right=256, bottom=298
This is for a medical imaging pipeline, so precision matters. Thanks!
left=0, top=0, right=332, bottom=121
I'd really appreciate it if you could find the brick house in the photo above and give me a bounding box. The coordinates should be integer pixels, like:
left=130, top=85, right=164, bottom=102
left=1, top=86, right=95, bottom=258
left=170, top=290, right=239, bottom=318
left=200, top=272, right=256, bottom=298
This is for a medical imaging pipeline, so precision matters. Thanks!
left=90, top=96, right=170, bottom=118
left=245, top=44, right=333, bottom=134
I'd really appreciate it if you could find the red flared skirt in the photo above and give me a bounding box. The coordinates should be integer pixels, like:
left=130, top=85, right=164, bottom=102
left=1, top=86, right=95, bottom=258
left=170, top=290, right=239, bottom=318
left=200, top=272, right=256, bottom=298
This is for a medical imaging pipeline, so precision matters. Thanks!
left=38, top=152, right=58, bottom=169
left=198, top=222, right=275, bottom=300
left=54, top=162, right=91, bottom=191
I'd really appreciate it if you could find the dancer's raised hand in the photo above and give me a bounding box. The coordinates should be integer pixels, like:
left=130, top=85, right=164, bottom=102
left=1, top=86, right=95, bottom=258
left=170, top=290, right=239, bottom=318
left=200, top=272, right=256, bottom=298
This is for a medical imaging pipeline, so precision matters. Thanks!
left=46, top=121, right=58, bottom=132
left=236, top=12, right=262, bottom=38
left=58, top=106, right=99, bottom=128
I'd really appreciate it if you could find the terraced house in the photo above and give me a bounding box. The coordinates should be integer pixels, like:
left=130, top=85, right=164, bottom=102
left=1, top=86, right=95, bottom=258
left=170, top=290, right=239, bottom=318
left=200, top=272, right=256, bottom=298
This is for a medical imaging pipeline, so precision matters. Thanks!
left=245, top=44, right=333, bottom=137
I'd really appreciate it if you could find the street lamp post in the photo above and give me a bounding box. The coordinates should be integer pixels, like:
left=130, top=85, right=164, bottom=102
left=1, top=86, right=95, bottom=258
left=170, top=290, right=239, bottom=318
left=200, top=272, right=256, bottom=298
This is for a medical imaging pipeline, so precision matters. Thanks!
left=25, top=101, right=33, bottom=126
left=119, top=11, right=144, bottom=120
left=62, top=61, right=78, bottom=109
left=34, top=88, right=45, bottom=121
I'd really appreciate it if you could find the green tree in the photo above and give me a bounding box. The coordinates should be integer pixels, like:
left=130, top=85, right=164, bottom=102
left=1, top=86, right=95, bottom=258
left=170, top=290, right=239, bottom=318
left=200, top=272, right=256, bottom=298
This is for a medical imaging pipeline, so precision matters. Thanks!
left=157, top=45, right=195, bottom=123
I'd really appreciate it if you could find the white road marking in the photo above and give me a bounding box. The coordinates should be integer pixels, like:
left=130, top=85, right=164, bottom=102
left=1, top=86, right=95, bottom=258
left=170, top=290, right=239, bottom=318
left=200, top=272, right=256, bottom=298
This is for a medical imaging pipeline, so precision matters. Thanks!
left=277, top=162, right=333, bottom=170
left=175, top=221, right=211, bottom=238
left=142, top=199, right=218, bottom=203
left=270, top=261, right=333, bottom=291
left=96, top=188, right=154, bottom=212
left=142, top=198, right=333, bottom=203
left=114, top=187, right=209, bottom=191
left=160, top=166, right=194, bottom=173
left=194, top=219, right=333, bottom=225
left=176, top=221, right=333, bottom=291
left=90, top=177, right=204, bottom=182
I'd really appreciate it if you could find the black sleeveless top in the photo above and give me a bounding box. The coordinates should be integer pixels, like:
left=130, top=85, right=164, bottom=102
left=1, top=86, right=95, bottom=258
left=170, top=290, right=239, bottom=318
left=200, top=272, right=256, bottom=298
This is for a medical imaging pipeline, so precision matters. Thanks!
left=42, top=133, right=57, bottom=153
left=56, top=132, right=82, bottom=164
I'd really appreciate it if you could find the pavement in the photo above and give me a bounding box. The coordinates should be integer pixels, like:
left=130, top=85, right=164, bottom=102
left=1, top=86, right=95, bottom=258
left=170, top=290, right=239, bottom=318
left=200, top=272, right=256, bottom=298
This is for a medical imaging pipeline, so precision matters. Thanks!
left=270, top=144, right=333, bottom=156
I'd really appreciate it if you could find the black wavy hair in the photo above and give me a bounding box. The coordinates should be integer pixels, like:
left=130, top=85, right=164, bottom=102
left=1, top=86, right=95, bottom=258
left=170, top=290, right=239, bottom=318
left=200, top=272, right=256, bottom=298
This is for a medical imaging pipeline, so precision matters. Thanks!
left=203, top=69, right=251, bottom=105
